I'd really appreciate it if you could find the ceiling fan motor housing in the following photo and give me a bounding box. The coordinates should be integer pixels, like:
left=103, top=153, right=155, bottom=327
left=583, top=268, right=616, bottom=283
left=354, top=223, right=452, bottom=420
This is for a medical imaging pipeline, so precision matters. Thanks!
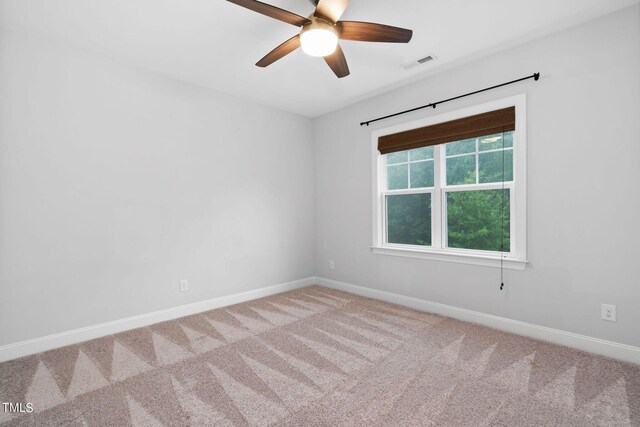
left=301, top=15, right=337, bottom=35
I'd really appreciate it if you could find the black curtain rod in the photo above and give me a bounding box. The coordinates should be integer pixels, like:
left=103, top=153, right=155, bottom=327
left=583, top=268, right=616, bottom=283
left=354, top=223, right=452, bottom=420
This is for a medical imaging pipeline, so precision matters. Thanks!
left=360, top=72, right=540, bottom=127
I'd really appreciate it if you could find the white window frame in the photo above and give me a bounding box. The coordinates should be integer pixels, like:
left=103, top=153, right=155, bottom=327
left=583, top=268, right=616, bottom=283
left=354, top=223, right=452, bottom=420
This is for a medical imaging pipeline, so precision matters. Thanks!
left=371, top=94, right=528, bottom=270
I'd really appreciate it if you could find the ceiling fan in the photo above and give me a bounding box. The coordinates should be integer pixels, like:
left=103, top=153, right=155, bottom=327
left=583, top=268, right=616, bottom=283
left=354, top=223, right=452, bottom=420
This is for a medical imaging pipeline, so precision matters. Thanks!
left=226, top=0, right=413, bottom=78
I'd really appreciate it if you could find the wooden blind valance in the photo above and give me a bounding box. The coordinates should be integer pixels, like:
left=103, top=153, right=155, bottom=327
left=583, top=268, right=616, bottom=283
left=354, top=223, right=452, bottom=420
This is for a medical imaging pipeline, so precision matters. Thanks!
left=377, top=107, right=515, bottom=154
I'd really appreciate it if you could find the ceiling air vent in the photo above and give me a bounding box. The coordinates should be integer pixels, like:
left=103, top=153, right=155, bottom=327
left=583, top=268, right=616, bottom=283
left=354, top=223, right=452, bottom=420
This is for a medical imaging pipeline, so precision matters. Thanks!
left=402, top=54, right=437, bottom=70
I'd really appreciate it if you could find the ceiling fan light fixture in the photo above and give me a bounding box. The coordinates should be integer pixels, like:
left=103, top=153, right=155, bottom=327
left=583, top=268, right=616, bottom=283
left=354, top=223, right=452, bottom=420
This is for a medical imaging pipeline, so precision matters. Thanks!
left=300, top=23, right=338, bottom=57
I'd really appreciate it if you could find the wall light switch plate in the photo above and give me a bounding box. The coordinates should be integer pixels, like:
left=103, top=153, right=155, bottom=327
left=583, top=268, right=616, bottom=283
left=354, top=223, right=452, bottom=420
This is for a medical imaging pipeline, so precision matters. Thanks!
left=601, top=304, right=616, bottom=322
left=179, top=279, right=189, bottom=292
left=329, top=260, right=335, bottom=270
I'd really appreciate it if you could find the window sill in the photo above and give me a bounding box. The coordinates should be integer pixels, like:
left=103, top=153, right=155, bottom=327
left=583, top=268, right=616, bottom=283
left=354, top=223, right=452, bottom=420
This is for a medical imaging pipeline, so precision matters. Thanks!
left=370, top=245, right=528, bottom=270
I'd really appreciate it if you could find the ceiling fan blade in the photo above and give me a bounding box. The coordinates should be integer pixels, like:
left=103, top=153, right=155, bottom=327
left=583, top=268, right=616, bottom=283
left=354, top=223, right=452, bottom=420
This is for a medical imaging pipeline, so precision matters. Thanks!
left=336, top=21, right=413, bottom=43
left=226, top=0, right=311, bottom=27
left=324, top=43, right=350, bottom=78
left=256, top=35, right=301, bottom=67
left=314, top=0, right=350, bottom=23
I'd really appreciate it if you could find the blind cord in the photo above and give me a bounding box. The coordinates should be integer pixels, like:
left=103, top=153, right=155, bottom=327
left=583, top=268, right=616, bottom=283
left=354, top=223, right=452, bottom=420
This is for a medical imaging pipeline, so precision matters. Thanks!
left=499, top=131, right=505, bottom=291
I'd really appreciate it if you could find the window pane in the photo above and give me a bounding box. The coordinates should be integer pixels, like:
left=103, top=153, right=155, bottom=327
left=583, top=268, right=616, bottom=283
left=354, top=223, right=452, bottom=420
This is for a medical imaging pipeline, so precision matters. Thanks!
left=479, top=131, right=513, bottom=151
left=386, top=151, right=408, bottom=165
left=446, top=189, right=510, bottom=251
left=387, top=193, right=431, bottom=246
left=479, top=150, right=513, bottom=183
left=387, top=164, right=408, bottom=190
left=409, top=146, right=434, bottom=161
left=446, top=155, right=476, bottom=185
left=445, top=138, right=476, bottom=156
left=410, top=161, right=434, bottom=188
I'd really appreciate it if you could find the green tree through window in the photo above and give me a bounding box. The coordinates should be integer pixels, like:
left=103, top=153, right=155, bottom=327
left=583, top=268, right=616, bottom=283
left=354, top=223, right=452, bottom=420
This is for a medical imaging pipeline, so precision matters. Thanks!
left=447, top=189, right=509, bottom=251
left=387, top=194, right=431, bottom=246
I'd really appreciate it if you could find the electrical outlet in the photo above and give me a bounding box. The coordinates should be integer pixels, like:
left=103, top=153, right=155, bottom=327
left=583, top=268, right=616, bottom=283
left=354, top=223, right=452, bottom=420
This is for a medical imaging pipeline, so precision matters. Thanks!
left=329, top=260, right=335, bottom=270
left=601, top=304, right=616, bottom=322
left=179, top=279, right=189, bottom=292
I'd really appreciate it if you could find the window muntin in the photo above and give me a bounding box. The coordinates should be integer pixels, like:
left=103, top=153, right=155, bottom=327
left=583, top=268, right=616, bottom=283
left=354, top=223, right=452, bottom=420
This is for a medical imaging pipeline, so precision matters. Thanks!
left=386, top=146, right=435, bottom=190
left=444, top=132, right=513, bottom=186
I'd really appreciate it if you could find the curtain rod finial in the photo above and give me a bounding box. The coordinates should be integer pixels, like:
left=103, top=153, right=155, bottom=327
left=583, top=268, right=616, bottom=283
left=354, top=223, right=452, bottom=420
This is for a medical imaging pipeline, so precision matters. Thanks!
left=534, top=72, right=540, bottom=81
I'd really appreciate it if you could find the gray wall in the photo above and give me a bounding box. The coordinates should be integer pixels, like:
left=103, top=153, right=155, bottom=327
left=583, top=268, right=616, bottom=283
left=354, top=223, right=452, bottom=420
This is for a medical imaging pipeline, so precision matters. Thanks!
left=313, top=6, right=640, bottom=347
left=0, top=31, right=315, bottom=346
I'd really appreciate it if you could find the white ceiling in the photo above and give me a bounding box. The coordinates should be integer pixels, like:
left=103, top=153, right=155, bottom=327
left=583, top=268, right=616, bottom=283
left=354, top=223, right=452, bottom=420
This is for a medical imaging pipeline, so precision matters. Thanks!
left=1, top=0, right=637, bottom=117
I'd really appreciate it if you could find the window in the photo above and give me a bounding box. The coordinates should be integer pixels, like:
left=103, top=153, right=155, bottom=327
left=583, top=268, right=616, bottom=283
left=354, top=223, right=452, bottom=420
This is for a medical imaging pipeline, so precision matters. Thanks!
left=372, top=95, right=527, bottom=269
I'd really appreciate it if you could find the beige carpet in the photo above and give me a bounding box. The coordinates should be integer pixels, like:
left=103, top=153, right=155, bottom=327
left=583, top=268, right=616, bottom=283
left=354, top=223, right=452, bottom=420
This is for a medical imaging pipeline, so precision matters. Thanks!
left=0, top=285, right=638, bottom=426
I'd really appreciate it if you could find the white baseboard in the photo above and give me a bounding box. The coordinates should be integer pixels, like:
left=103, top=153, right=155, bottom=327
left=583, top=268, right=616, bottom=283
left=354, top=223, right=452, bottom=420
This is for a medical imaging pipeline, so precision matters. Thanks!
left=0, top=277, right=315, bottom=363
left=4, top=276, right=638, bottom=365
left=314, top=276, right=640, bottom=365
